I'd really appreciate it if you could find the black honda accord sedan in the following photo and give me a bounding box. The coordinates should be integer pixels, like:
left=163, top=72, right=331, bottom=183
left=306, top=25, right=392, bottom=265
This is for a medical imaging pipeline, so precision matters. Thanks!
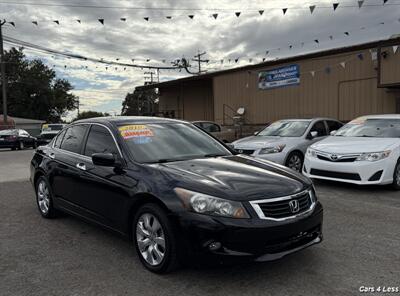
left=30, top=116, right=323, bottom=273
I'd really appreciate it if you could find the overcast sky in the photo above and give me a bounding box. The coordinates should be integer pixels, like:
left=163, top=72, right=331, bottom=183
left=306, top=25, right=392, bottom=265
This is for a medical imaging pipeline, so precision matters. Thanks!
left=1, top=0, right=399, bottom=120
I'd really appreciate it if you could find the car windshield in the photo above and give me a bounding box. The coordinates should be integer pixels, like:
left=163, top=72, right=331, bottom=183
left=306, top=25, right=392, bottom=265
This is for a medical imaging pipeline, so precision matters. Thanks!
left=335, top=118, right=400, bottom=138
left=119, top=122, right=231, bottom=163
left=257, top=120, right=311, bottom=137
left=0, top=129, right=17, bottom=135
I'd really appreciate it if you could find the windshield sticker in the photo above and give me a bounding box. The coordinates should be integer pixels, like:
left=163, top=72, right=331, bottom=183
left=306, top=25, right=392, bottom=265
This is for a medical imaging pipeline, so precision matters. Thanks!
left=119, top=125, right=154, bottom=140
left=349, top=117, right=366, bottom=125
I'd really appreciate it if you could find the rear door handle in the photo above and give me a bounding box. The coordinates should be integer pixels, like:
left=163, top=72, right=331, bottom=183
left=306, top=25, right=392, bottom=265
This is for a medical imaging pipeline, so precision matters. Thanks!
left=76, top=163, right=86, bottom=171
left=49, top=152, right=55, bottom=159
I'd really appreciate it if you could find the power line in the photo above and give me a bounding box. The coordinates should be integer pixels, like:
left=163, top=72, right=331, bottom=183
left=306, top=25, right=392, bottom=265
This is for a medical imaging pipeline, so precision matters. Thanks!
left=0, top=0, right=399, bottom=11
left=3, top=35, right=183, bottom=70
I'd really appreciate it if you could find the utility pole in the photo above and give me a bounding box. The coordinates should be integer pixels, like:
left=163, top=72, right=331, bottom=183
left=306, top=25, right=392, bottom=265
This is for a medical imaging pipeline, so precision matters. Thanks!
left=0, top=19, right=7, bottom=126
left=192, top=51, right=208, bottom=75
left=144, top=71, right=155, bottom=84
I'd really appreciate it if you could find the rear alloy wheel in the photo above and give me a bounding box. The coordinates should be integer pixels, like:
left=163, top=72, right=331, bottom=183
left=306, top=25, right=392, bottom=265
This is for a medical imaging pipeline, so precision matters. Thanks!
left=36, top=176, right=58, bottom=218
left=133, top=204, right=179, bottom=273
left=392, top=160, right=400, bottom=190
left=18, top=141, right=24, bottom=150
left=286, top=152, right=304, bottom=172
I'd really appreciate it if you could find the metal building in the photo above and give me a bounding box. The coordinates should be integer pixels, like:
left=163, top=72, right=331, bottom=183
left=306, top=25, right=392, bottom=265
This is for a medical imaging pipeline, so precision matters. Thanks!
left=138, top=36, right=400, bottom=126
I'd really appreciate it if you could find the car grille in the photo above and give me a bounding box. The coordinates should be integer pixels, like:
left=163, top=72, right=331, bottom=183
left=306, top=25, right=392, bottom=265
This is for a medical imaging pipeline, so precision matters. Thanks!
left=317, top=155, right=357, bottom=162
left=310, top=169, right=361, bottom=181
left=236, top=149, right=255, bottom=155
left=250, top=190, right=315, bottom=221
left=315, top=151, right=360, bottom=163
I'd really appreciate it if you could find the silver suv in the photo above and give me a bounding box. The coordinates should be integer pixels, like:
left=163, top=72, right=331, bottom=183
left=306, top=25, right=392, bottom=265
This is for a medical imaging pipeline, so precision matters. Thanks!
left=232, top=118, right=343, bottom=171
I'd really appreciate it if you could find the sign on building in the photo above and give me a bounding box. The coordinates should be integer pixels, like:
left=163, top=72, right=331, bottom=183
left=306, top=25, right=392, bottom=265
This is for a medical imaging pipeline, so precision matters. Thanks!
left=258, top=64, right=300, bottom=89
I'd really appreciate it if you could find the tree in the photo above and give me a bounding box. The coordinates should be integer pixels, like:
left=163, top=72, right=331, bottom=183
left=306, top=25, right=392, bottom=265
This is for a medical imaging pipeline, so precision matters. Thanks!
left=0, top=47, right=78, bottom=122
left=73, top=110, right=110, bottom=121
left=121, top=87, right=159, bottom=116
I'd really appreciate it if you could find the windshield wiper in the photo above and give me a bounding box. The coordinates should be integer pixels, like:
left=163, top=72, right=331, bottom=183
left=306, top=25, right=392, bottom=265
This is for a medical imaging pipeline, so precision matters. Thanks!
left=203, top=153, right=228, bottom=158
left=148, top=158, right=185, bottom=164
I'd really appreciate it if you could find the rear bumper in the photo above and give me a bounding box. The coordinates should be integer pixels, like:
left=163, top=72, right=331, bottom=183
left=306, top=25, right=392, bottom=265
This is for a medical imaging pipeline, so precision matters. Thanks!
left=303, top=155, right=395, bottom=185
left=176, top=202, right=323, bottom=261
left=0, top=141, right=17, bottom=148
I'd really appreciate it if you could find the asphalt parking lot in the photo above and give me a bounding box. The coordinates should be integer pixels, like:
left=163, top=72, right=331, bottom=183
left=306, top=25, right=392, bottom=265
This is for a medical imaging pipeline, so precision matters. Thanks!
left=0, top=149, right=399, bottom=296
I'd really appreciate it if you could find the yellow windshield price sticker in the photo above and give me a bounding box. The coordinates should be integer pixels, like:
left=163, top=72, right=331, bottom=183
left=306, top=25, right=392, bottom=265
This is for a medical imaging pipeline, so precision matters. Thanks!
left=119, top=125, right=154, bottom=139
left=349, top=117, right=366, bottom=125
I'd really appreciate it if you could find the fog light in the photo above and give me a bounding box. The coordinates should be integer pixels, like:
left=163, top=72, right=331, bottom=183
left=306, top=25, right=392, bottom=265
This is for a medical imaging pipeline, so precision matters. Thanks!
left=208, top=241, right=222, bottom=251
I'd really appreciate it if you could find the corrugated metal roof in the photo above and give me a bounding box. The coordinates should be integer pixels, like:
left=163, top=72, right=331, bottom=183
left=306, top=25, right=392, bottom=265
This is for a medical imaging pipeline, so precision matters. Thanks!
left=0, top=115, right=46, bottom=124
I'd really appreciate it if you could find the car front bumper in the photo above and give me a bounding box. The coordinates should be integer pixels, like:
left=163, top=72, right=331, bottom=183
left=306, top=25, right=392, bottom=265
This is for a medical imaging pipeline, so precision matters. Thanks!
left=175, top=202, right=323, bottom=262
left=303, top=155, right=395, bottom=185
left=253, top=152, right=286, bottom=165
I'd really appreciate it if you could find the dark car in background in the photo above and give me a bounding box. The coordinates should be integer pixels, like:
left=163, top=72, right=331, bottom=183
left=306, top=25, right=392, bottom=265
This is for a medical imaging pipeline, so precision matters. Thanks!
left=192, top=121, right=236, bottom=143
left=0, top=129, right=37, bottom=150
left=30, top=117, right=323, bottom=273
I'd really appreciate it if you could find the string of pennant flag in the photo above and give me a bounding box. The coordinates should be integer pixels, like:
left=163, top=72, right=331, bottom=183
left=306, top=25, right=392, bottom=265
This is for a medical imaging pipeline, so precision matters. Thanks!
left=2, top=0, right=398, bottom=27
left=4, top=16, right=398, bottom=71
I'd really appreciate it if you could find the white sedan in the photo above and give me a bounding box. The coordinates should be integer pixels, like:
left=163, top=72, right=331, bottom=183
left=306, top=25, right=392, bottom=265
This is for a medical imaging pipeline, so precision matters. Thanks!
left=303, top=114, right=400, bottom=190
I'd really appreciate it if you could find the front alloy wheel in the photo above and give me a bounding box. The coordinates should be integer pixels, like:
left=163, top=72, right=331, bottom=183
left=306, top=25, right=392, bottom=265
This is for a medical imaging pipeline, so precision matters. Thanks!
left=286, top=152, right=303, bottom=172
left=393, top=160, right=400, bottom=190
left=136, top=213, right=166, bottom=266
left=133, top=204, right=179, bottom=273
left=37, top=180, right=50, bottom=214
left=35, top=176, right=58, bottom=218
left=19, top=141, right=24, bottom=150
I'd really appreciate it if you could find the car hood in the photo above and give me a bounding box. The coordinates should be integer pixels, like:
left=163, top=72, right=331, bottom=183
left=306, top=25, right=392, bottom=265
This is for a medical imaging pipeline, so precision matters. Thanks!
left=311, top=136, right=399, bottom=153
left=155, top=155, right=310, bottom=201
left=232, top=136, right=295, bottom=149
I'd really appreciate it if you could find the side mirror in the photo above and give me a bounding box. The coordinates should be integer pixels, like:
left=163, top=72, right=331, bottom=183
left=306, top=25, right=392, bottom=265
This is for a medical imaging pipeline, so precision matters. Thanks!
left=330, top=130, right=337, bottom=136
left=92, top=153, right=116, bottom=167
left=226, top=143, right=235, bottom=150
left=307, top=131, right=318, bottom=140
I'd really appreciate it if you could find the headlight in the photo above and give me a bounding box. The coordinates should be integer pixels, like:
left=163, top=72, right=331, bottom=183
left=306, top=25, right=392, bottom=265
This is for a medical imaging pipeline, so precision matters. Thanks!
left=259, top=144, right=286, bottom=154
left=306, top=148, right=317, bottom=158
left=174, top=188, right=250, bottom=218
left=356, top=151, right=391, bottom=162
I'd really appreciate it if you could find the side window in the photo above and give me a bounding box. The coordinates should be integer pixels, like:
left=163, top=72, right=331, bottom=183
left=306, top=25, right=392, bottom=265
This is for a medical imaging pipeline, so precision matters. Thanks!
left=202, top=122, right=221, bottom=133
left=326, top=121, right=343, bottom=133
left=60, top=125, right=88, bottom=154
left=54, top=129, right=66, bottom=148
left=310, top=121, right=327, bottom=137
left=84, top=125, right=119, bottom=157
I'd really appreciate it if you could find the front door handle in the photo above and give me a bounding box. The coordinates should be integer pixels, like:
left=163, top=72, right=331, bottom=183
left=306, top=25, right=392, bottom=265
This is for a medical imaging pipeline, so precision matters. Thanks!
left=76, top=163, right=86, bottom=171
left=49, top=152, right=55, bottom=159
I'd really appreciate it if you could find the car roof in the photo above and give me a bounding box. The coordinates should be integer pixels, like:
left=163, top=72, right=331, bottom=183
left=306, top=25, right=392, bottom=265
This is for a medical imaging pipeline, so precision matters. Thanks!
left=358, top=114, right=400, bottom=120
left=276, top=117, right=339, bottom=122
left=73, top=116, right=188, bottom=125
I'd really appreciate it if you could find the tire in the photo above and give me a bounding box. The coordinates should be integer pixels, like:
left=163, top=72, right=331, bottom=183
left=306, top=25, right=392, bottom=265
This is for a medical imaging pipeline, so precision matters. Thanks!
left=18, top=141, right=24, bottom=150
left=133, top=203, right=179, bottom=273
left=33, top=141, right=37, bottom=149
left=285, top=151, right=304, bottom=172
left=392, top=159, right=400, bottom=190
left=35, top=176, right=58, bottom=218
left=11, top=147, right=16, bottom=151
